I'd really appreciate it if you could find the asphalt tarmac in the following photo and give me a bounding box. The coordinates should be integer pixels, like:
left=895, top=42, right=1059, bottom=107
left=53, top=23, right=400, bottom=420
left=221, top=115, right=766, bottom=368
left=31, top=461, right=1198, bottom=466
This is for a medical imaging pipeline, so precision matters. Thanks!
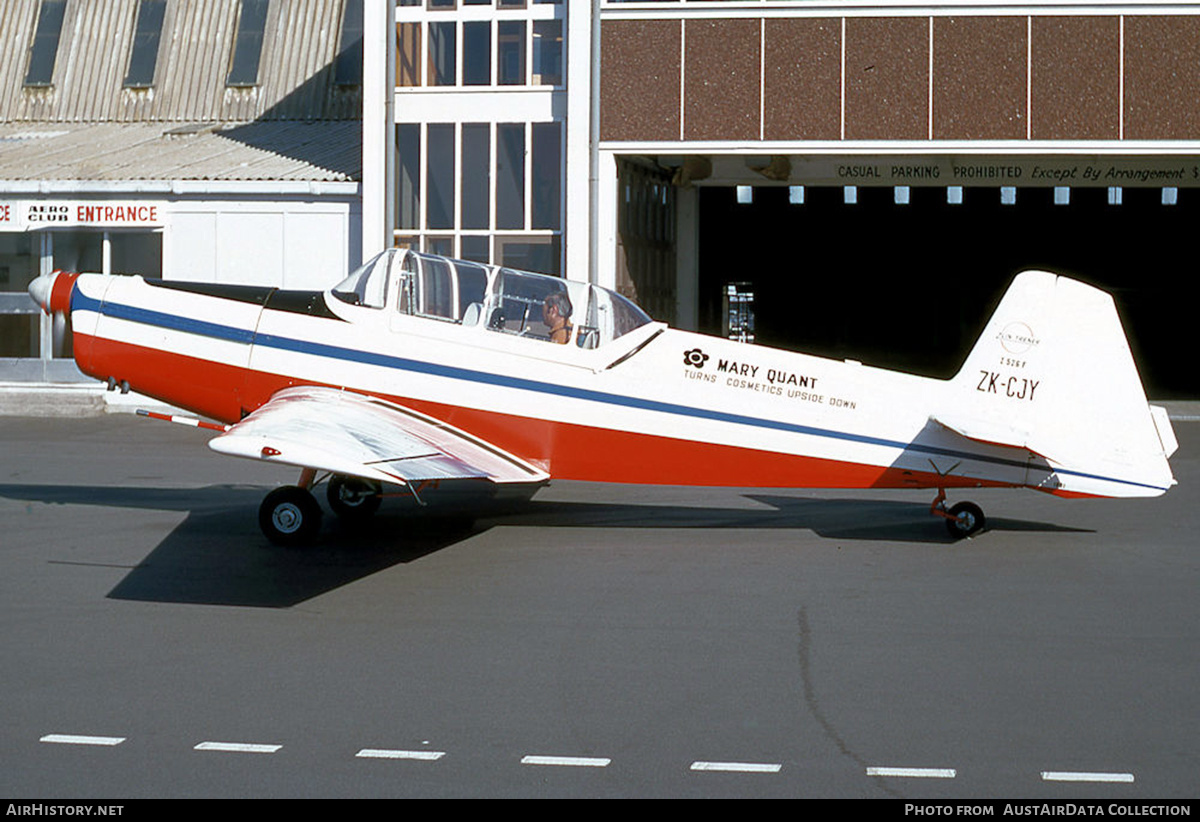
left=0, top=414, right=1196, bottom=799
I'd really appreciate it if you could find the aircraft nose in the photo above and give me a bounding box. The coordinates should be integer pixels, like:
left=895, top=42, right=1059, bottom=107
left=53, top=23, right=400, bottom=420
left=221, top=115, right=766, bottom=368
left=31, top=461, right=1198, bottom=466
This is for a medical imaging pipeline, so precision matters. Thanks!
left=28, top=270, right=77, bottom=315
left=28, top=272, right=57, bottom=314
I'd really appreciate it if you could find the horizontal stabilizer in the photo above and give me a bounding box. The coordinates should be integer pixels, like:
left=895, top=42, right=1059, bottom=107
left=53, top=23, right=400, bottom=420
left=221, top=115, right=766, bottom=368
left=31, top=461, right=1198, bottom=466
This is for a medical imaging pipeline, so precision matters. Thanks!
left=930, top=413, right=1047, bottom=461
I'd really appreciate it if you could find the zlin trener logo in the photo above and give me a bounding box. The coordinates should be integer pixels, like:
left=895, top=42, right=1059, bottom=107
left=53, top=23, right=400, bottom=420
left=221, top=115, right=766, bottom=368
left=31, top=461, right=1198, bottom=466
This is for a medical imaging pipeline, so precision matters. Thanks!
left=998, top=321, right=1040, bottom=355
left=683, top=348, right=709, bottom=369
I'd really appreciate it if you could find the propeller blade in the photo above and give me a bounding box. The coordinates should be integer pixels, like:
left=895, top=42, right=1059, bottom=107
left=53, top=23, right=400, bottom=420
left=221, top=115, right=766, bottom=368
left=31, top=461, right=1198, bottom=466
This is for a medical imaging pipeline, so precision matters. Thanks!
left=52, top=310, right=67, bottom=356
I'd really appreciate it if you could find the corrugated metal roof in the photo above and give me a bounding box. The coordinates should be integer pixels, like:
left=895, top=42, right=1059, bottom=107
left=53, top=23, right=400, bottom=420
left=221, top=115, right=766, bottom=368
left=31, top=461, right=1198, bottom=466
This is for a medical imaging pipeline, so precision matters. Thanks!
left=0, top=0, right=361, bottom=123
left=0, top=120, right=361, bottom=182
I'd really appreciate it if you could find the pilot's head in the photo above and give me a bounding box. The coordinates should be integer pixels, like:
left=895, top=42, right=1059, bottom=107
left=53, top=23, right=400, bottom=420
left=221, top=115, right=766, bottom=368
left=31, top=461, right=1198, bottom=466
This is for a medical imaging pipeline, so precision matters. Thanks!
left=543, top=291, right=572, bottom=322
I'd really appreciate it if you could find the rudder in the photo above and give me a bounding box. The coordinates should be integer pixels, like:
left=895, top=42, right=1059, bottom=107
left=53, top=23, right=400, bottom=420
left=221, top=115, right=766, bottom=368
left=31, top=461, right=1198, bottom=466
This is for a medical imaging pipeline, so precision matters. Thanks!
left=947, top=271, right=1174, bottom=497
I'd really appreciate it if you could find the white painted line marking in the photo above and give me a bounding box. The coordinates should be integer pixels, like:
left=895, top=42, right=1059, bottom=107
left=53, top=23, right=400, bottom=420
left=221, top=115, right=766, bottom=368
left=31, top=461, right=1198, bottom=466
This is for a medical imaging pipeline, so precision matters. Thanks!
left=1042, top=771, right=1135, bottom=783
left=194, top=741, right=281, bottom=754
left=867, top=767, right=957, bottom=779
left=356, top=748, right=445, bottom=761
left=520, top=755, right=611, bottom=768
left=40, top=734, right=126, bottom=747
left=690, top=761, right=782, bottom=773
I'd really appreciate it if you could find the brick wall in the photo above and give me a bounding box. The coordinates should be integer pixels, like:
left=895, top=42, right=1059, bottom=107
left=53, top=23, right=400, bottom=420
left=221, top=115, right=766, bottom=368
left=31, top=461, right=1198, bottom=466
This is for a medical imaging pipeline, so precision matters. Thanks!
left=600, top=15, right=1200, bottom=143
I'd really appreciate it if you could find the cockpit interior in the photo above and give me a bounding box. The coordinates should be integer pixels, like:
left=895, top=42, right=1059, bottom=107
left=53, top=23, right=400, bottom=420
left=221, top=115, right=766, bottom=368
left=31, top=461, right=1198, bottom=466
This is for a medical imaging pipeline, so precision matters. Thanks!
left=332, top=249, right=653, bottom=350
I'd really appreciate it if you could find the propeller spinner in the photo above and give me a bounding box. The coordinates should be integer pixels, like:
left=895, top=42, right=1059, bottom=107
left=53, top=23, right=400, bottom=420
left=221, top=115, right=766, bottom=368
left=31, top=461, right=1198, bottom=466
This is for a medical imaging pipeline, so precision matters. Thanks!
left=28, top=270, right=78, bottom=355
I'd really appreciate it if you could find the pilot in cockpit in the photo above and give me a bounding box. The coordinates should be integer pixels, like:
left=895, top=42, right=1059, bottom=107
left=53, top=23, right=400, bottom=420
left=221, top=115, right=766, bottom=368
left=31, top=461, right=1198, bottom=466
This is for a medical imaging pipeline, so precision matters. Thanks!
left=543, top=291, right=573, bottom=344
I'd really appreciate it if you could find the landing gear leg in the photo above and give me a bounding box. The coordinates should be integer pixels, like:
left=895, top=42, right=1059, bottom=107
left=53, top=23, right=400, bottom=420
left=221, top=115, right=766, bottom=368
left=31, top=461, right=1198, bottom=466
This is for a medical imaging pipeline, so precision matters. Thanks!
left=326, top=475, right=382, bottom=523
left=258, top=468, right=322, bottom=546
left=931, top=488, right=986, bottom=539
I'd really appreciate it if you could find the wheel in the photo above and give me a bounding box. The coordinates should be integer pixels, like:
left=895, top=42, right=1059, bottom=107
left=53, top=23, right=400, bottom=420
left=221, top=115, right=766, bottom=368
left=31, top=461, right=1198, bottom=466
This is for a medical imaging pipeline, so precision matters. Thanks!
left=945, top=501, right=986, bottom=539
left=326, top=475, right=382, bottom=522
left=259, top=486, right=322, bottom=546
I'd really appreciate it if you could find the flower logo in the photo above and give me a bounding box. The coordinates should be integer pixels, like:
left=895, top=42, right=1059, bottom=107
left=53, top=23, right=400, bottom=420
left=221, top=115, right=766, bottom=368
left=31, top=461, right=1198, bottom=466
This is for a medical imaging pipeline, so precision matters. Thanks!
left=683, top=348, right=709, bottom=369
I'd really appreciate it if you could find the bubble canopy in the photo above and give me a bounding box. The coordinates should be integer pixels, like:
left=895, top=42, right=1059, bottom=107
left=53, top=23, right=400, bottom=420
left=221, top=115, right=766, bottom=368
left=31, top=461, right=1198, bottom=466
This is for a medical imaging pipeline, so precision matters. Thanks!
left=332, top=249, right=653, bottom=350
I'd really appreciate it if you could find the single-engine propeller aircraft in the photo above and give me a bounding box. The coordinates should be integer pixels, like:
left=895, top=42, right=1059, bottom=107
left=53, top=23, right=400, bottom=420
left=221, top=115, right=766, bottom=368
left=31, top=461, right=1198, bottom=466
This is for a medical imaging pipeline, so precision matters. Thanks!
left=29, top=249, right=1177, bottom=544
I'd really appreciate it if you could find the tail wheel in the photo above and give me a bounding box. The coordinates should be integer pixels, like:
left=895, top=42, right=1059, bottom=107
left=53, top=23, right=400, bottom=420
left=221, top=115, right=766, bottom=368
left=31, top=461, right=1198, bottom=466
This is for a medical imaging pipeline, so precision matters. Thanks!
left=259, top=486, right=322, bottom=546
left=326, top=475, right=382, bottom=522
left=945, top=501, right=986, bottom=539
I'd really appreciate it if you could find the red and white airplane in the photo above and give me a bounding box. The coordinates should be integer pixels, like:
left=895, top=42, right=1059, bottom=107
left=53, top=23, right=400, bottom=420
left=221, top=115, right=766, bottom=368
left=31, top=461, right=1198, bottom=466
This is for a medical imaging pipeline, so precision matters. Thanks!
left=29, top=248, right=1177, bottom=544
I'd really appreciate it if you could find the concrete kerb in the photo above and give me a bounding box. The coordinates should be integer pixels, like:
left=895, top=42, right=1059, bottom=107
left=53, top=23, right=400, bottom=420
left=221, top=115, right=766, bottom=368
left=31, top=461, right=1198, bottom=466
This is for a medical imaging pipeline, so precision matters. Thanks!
left=0, top=383, right=182, bottom=418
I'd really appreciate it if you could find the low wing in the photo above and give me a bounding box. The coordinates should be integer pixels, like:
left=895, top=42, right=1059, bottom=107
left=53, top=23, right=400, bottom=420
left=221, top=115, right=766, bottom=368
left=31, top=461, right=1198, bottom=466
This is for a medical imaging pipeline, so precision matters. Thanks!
left=208, top=386, right=549, bottom=488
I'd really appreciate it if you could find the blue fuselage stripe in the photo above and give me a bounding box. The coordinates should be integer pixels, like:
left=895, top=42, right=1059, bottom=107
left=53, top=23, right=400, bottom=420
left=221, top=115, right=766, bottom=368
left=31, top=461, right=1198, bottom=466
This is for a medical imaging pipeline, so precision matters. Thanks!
left=76, top=290, right=1169, bottom=493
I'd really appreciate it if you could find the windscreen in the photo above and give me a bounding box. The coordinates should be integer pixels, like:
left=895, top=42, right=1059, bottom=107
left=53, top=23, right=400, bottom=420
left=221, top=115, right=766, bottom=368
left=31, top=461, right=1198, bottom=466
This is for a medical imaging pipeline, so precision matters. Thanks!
left=332, top=249, right=395, bottom=308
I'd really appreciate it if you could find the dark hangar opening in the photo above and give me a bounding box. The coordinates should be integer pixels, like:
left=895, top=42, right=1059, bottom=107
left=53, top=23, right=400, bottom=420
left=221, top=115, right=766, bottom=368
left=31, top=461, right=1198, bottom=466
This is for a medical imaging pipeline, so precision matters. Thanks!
left=697, top=185, right=1196, bottom=399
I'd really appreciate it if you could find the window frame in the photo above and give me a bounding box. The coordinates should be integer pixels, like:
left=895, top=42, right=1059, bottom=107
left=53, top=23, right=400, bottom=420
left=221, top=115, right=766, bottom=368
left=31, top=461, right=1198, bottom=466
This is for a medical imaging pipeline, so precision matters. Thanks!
left=24, top=0, right=68, bottom=88
left=226, top=0, right=270, bottom=88
left=123, top=0, right=168, bottom=89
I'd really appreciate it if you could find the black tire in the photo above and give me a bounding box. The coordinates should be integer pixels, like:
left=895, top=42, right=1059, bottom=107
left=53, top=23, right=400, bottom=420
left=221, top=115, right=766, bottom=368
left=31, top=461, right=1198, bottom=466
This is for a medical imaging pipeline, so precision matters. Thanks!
left=326, top=475, right=382, bottom=522
left=945, top=501, right=986, bottom=539
left=259, top=486, right=322, bottom=546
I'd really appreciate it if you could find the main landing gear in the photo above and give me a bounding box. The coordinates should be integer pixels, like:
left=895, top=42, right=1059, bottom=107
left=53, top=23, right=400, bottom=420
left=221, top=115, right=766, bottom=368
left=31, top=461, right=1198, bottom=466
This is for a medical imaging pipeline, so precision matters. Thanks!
left=931, top=489, right=987, bottom=539
left=257, top=470, right=383, bottom=546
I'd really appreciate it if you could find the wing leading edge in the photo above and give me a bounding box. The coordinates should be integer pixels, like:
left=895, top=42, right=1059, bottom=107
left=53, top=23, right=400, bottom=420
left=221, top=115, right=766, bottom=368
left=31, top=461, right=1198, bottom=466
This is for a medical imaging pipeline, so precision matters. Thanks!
left=208, top=386, right=550, bottom=488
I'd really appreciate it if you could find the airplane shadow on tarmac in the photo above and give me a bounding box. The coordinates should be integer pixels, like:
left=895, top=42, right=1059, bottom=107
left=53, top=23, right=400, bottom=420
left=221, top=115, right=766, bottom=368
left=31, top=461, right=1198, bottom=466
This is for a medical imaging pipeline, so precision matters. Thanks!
left=0, top=483, right=1091, bottom=608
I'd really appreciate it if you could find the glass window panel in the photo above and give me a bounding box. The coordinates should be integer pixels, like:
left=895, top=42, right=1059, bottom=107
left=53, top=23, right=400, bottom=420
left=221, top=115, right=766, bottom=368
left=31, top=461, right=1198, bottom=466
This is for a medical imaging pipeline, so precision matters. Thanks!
left=495, top=124, right=525, bottom=230
left=419, top=254, right=455, bottom=318
left=461, top=123, right=490, bottom=230
left=427, top=21, right=456, bottom=86
left=397, top=251, right=417, bottom=315
left=226, top=0, right=269, bottom=87
left=532, top=19, right=562, bottom=86
left=609, top=290, right=652, bottom=339
left=460, top=235, right=490, bottom=265
left=531, top=122, right=561, bottom=230
left=462, top=21, right=491, bottom=86
left=0, top=233, right=38, bottom=293
left=332, top=250, right=393, bottom=309
left=124, top=0, right=167, bottom=88
left=334, top=0, right=363, bottom=86
left=453, top=260, right=490, bottom=317
left=496, top=236, right=560, bottom=276
left=424, top=236, right=454, bottom=257
left=110, top=232, right=162, bottom=278
left=396, top=22, right=421, bottom=86
left=51, top=231, right=103, bottom=273
left=24, top=0, right=67, bottom=86
left=497, top=21, right=525, bottom=86
left=426, top=123, right=455, bottom=230
left=486, top=267, right=571, bottom=340
left=0, top=315, right=38, bottom=358
left=396, top=123, right=421, bottom=230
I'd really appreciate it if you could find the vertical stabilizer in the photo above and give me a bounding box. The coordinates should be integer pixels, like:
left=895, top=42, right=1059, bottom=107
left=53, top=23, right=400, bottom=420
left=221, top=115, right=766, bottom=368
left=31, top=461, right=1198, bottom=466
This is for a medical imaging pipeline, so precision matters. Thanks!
left=948, top=271, right=1175, bottom=497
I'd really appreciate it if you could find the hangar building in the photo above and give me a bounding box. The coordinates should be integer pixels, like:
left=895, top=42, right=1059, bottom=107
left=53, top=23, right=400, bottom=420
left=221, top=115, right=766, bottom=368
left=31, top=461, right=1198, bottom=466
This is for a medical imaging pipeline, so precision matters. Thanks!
left=3, top=0, right=1198, bottom=398
left=369, top=0, right=1199, bottom=397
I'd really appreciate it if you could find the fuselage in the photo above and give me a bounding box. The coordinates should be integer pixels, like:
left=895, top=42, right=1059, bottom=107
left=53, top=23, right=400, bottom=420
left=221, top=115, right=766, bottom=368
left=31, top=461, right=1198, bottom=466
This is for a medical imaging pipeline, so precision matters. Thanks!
left=44, top=249, right=1175, bottom=499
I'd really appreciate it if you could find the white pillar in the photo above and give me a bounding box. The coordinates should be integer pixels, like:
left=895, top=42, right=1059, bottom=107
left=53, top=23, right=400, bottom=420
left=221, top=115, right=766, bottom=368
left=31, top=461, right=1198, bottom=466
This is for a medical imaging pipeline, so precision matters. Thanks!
left=565, top=1, right=596, bottom=283
left=594, top=149, right=618, bottom=291
left=362, top=0, right=396, bottom=264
